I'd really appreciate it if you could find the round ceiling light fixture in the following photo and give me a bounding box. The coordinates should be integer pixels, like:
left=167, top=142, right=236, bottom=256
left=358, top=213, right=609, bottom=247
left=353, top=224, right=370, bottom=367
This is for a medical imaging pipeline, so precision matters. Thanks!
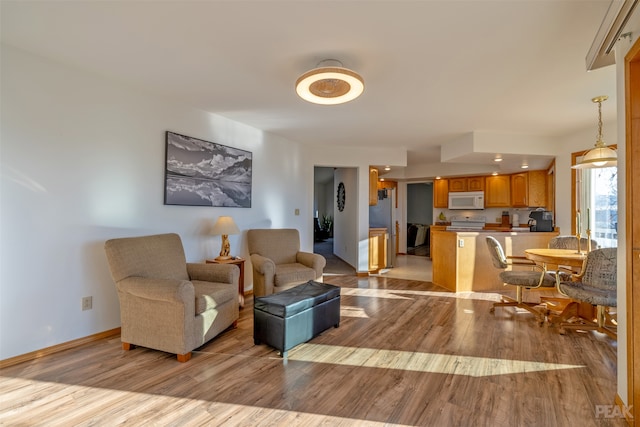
left=296, top=59, right=364, bottom=105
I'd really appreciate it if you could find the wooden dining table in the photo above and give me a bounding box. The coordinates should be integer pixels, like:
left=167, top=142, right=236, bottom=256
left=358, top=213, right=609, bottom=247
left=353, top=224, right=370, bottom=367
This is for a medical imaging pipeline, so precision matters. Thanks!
left=523, top=248, right=587, bottom=271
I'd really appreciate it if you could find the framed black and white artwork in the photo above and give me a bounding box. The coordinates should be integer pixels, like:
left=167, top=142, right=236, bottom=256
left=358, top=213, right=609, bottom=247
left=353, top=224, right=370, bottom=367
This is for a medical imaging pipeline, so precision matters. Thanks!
left=164, top=131, right=252, bottom=207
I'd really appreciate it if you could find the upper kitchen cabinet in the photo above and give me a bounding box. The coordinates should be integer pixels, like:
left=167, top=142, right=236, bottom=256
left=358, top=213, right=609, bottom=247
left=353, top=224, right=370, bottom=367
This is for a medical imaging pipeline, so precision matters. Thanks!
left=448, top=176, right=485, bottom=192
left=467, top=176, right=485, bottom=191
left=511, top=170, right=547, bottom=208
left=528, top=170, right=547, bottom=208
left=449, top=177, right=467, bottom=192
left=511, top=173, right=528, bottom=207
left=485, top=175, right=511, bottom=207
left=434, top=179, right=449, bottom=208
left=369, top=168, right=378, bottom=206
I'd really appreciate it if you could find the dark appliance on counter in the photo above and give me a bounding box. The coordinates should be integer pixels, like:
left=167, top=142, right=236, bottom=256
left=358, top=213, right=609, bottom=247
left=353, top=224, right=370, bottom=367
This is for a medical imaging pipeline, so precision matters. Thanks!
left=528, top=210, right=553, bottom=232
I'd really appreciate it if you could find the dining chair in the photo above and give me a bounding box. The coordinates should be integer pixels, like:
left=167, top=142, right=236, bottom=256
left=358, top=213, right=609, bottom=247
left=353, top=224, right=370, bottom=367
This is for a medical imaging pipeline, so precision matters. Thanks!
left=548, top=235, right=599, bottom=251
left=547, top=236, right=599, bottom=280
left=486, top=236, right=557, bottom=324
left=556, top=247, right=617, bottom=339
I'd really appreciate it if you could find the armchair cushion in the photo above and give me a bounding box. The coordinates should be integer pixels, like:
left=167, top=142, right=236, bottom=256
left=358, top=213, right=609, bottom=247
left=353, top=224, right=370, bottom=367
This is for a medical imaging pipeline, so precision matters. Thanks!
left=274, top=263, right=317, bottom=286
left=193, top=281, right=237, bottom=315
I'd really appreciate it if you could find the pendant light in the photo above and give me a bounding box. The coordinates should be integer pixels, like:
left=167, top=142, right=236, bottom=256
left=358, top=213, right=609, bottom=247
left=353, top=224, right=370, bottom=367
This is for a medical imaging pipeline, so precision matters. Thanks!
left=296, top=59, right=364, bottom=105
left=572, top=95, right=617, bottom=169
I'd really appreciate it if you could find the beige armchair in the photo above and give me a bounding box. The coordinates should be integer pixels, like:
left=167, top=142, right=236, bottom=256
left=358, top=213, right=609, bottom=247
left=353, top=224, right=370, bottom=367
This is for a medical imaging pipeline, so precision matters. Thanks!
left=104, top=233, right=239, bottom=362
left=248, top=228, right=326, bottom=297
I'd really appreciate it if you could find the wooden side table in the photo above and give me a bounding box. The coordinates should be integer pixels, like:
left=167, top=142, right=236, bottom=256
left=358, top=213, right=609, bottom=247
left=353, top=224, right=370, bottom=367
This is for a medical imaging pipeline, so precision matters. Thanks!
left=206, top=257, right=245, bottom=308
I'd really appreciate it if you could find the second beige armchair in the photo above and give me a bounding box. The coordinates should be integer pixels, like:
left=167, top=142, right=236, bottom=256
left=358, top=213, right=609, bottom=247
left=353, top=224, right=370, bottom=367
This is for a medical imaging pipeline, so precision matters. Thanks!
left=248, top=228, right=326, bottom=297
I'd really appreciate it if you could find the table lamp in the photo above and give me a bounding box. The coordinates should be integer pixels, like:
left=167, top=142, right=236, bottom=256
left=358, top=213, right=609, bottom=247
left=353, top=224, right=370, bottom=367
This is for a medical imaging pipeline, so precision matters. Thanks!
left=212, top=216, right=240, bottom=260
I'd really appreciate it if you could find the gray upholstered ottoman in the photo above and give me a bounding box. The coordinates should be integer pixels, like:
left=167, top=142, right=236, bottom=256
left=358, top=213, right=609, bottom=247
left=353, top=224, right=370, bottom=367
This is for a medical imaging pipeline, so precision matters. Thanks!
left=253, top=280, right=340, bottom=357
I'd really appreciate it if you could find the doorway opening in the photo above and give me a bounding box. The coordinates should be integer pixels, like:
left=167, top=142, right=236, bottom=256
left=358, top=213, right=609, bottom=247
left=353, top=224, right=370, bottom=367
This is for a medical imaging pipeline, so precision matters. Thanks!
left=406, top=182, right=433, bottom=257
left=313, top=166, right=356, bottom=275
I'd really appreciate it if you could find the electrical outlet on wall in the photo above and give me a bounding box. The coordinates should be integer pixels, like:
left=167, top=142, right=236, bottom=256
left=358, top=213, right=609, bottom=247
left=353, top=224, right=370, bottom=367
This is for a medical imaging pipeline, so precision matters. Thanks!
left=82, top=296, right=93, bottom=311
left=458, top=239, right=464, bottom=248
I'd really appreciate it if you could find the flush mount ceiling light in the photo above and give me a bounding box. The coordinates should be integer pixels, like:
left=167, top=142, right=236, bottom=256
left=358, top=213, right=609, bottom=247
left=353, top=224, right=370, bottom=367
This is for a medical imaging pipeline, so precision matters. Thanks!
left=295, top=59, right=364, bottom=105
left=572, top=95, right=617, bottom=169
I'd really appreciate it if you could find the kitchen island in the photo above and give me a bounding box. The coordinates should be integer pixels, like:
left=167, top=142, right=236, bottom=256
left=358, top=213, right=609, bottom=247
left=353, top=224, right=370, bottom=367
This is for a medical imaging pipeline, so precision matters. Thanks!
left=431, top=229, right=559, bottom=292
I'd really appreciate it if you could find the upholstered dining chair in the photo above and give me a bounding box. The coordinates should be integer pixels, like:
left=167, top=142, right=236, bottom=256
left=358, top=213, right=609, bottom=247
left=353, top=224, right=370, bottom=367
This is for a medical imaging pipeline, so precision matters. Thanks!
left=548, top=235, right=599, bottom=251
left=547, top=235, right=600, bottom=281
left=486, top=236, right=556, bottom=324
left=556, top=247, right=617, bottom=338
left=248, top=228, right=326, bottom=297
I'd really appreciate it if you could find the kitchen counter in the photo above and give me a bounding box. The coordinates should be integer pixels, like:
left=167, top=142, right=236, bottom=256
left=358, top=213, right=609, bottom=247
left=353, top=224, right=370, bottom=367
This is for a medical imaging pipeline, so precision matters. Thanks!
left=431, top=229, right=560, bottom=292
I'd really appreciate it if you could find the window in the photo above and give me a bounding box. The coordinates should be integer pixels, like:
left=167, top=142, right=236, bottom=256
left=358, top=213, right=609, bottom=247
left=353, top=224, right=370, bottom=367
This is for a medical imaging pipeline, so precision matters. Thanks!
left=572, top=147, right=618, bottom=248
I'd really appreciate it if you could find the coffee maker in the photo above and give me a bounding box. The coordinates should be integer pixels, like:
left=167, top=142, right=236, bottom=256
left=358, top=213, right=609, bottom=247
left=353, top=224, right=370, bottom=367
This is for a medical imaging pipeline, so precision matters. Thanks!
left=528, top=210, right=553, bottom=232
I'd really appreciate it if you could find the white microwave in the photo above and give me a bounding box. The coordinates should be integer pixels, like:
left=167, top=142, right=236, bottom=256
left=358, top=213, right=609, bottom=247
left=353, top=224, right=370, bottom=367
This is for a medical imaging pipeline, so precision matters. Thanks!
left=448, top=191, right=485, bottom=210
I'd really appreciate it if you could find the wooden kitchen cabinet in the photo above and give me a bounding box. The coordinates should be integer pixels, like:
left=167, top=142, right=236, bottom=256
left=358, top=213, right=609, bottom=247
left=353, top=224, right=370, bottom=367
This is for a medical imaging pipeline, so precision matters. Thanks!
left=433, top=179, right=449, bottom=208
left=467, top=176, right=485, bottom=191
left=511, top=171, right=547, bottom=208
left=369, top=168, right=378, bottom=206
left=449, top=178, right=467, bottom=192
left=485, top=175, right=511, bottom=207
left=527, top=170, right=547, bottom=208
left=369, top=228, right=388, bottom=272
left=511, top=173, right=528, bottom=207
left=429, top=225, right=447, bottom=260
left=449, top=176, right=484, bottom=192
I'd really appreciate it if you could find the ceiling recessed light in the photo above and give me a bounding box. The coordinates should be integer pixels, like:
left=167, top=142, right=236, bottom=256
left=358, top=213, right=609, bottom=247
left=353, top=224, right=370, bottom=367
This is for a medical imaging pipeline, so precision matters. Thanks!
left=296, top=59, right=364, bottom=105
left=494, top=157, right=503, bottom=162
left=380, top=178, right=385, bottom=181
left=435, top=176, right=442, bottom=180
left=521, top=164, right=529, bottom=169
left=492, top=172, right=498, bottom=176
left=384, top=166, right=391, bottom=171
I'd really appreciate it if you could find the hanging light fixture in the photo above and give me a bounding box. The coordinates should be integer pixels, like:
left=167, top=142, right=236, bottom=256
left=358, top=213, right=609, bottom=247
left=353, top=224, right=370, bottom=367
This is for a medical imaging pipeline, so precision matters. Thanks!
left=572, top=95, right=617, bottom=169
left=295, top=59, right=364, bottom=105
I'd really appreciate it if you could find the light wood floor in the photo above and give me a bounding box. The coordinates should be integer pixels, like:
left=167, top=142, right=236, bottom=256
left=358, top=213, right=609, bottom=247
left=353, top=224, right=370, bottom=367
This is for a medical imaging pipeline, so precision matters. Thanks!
left=0, top=275, right=623, bottom=426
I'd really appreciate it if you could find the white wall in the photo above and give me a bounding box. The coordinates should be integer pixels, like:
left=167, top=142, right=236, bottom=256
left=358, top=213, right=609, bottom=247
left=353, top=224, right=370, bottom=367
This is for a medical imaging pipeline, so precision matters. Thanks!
left=332, top=168, right=358, bottom=268
left=0, top=45, right=407, bottom=360
left=0, top=45, right=314, bottom=359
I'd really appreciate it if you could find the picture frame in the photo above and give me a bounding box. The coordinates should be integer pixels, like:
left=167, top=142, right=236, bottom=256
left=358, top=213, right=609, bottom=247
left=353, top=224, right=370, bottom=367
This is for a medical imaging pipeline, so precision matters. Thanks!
left=164, top=131, right=252, bottom=207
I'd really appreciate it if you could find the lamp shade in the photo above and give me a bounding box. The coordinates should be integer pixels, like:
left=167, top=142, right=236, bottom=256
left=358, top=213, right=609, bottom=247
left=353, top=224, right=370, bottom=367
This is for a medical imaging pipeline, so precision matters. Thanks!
left=212, top=216, right=240, bottom=236
left=572, top=145, right=617, bottom=169
left=572, top=95, right=617, bottom=169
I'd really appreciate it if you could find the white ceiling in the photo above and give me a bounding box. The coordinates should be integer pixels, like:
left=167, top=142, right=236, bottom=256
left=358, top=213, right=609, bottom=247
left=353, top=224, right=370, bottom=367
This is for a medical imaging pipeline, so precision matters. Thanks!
left=1, top=0, right=618, bottom=178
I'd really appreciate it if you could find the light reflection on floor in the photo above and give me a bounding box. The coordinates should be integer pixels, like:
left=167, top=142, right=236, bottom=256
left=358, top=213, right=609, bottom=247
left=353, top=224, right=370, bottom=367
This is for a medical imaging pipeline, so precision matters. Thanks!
left=287, top=343, right=585, bottom=377
left=371, top=254, right=432, bottom=282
